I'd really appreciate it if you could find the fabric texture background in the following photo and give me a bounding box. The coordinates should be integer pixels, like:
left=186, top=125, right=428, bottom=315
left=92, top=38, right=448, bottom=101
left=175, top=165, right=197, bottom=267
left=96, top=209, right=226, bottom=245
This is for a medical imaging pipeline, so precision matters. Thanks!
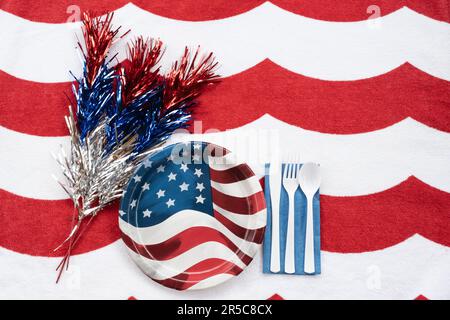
left=0, top=1, right=449, bottom=299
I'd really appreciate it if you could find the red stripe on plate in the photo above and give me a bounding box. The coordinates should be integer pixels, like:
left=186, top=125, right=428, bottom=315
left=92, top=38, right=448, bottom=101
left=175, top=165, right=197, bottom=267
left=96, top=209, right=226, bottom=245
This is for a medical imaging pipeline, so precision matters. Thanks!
left=153, top=258, right=243, bottom=291
left=211, top=188, right=266, bottom=214
left=121, top=226, right=254, bottom=264
left=206, top=144, right=229, bottom=157
left=2, top=62, right=449, bottom=136
left=214, top=209, right=265, bottom=243
left=209, top=164, right=255, bottom=184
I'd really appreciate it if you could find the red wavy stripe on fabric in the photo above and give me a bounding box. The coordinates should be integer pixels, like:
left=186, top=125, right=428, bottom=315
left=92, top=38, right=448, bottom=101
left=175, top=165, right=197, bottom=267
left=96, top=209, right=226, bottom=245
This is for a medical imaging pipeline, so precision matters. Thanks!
left=0, top=1, right=261, bottom=23
left=275, top=0, right=450, bottom=22
left=196, top=61, right=450, bottom=134
left=1, top=177, right=449, bottom=256
left=268, top=293, right=284, bottom=300
left=121, top=226, right=253, bottom=264
left=211, top=188, right=266, bottom=214
left=1, top=1, right=448, bottom=23
left=209, top=164, right=256, bottom=184
left=153, top=258, right=243, bottom=291
left=213, top=209, right=266, bottom=242
left=0, top=70, right=70, bottom=136
left=321, top=177, right=450, bottom=253
left=0, top=189, right=120, bottom=256
left=1, top=62, right=449, bottom=136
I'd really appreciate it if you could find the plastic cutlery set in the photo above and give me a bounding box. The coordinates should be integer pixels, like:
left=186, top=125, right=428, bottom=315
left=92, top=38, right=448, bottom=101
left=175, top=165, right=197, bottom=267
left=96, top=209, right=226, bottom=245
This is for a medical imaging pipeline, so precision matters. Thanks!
left=263, top=161, right=321, bottom=275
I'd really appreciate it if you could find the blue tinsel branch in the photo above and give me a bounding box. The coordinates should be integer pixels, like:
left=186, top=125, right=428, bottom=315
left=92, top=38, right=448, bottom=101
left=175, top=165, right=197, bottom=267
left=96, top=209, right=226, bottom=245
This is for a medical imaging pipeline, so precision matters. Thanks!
left=72, top=62, right=116, bottom=142
left=73, top=59, right=193, bottom=158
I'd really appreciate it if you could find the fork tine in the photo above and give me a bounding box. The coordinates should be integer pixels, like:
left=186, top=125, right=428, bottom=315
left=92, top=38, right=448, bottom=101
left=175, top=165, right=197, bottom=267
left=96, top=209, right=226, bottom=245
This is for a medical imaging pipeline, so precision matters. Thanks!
left=286, top=162, right=291, bottom=179
left=291, top=163, right=295, bottom=179
left=288, top=163, right=292, bottom=179
left=283, top=163, right=289, bottom=179
left=291, top=162, right=295, bottom=178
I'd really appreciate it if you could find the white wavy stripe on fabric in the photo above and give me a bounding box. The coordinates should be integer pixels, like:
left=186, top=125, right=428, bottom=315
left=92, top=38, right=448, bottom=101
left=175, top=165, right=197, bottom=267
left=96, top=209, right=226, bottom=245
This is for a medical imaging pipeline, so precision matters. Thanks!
left=187, top=274, right=236, bottom=291
left=1, top=3, right=449, bottom=82
left=210, top=176, right=262, bottom=198
left=2, top=115, right=450, bottom=199
left=125, top=241, right=248, bottom=281
left=0, top=126, right=69, bottom=200
left=119, top=210, right=261, bottom=255
left=213, top=204, right=267, bottom=229
left=170, top=115, right=450, bottom=196
left=0, top=234, right=448, bottom=298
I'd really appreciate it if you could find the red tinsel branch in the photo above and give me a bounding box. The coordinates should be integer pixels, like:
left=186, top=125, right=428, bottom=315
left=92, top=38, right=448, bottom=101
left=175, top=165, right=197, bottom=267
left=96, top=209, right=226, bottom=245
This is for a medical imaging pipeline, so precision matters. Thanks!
left=164, top=46, right=220, bottom=110
left=79, top=11, right=125, bottom=86
left=120, top=37, right=164, bottom=107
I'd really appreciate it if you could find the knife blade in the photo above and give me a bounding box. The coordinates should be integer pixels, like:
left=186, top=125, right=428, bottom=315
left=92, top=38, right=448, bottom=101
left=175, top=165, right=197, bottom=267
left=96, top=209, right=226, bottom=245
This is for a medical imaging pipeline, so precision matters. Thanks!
left=269, top=161, right=281, bottom=272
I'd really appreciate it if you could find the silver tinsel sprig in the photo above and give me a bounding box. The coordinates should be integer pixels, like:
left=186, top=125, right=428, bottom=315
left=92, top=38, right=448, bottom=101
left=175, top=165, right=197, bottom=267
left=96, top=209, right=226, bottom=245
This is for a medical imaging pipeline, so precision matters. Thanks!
left=55, top=105, right=163, bottom=230
left=53, top=106, right=163, bottom=280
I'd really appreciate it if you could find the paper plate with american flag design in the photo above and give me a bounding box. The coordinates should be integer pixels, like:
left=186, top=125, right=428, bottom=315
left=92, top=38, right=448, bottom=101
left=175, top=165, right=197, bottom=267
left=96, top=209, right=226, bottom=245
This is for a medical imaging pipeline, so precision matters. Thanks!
left=119, top=141, right=267, bottom=291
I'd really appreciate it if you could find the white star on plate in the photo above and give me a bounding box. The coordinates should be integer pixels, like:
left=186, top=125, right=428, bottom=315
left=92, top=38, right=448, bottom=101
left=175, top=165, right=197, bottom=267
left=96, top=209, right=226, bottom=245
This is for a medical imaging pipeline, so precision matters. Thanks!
left=192, top=154, right=201, bottom=162
left=166, top=198, right=175, bottom=208
left=143, top=159, right=152, bottom=168
left=133, top=175, right=142, bottom=183
left=196, top=182, right=205, bottom=192
left=193, top=143, right=201, bottom=150
left=168, top=172, right=177, bottom=181
left=156, top=189, right=165, bottom=198
left=130, top=199, right=137, bottom=209
left=143, top=209, right=152, bottom=218
left=167, top=154, right=175, bottom=162
left=157, top=165, right=165, bottom=173
left=196, top=194, right=205, bottom=204
left=180, top=163, right=188, bottom=172
left=119, top=210, right=126, bottom=216
left=141, top=182, right=150, bottom=191
left=194, top=169, right=203, bottom=177
left=179, top=182, right=189, bottom=192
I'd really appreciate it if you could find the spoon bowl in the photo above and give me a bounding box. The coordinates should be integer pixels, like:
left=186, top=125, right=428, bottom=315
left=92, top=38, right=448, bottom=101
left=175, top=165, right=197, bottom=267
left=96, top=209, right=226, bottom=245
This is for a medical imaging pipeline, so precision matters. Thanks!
left=298, top=163, right=321, bottom=197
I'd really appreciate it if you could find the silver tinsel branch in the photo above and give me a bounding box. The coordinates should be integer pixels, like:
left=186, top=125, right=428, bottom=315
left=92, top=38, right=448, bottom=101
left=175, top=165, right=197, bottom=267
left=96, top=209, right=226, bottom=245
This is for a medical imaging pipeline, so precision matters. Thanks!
left=53, top=105, right=163, bottom=256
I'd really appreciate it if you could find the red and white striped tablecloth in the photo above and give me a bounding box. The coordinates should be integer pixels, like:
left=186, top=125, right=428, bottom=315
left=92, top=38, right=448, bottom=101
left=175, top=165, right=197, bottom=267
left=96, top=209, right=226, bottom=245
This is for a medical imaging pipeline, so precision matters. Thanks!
left=0, top=1, right=449, bottom=299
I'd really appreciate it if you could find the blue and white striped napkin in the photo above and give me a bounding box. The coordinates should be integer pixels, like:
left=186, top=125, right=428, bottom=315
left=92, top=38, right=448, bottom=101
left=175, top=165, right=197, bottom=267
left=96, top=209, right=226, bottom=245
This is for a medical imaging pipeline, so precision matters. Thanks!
left=263, top=163, right=321, bottom=275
